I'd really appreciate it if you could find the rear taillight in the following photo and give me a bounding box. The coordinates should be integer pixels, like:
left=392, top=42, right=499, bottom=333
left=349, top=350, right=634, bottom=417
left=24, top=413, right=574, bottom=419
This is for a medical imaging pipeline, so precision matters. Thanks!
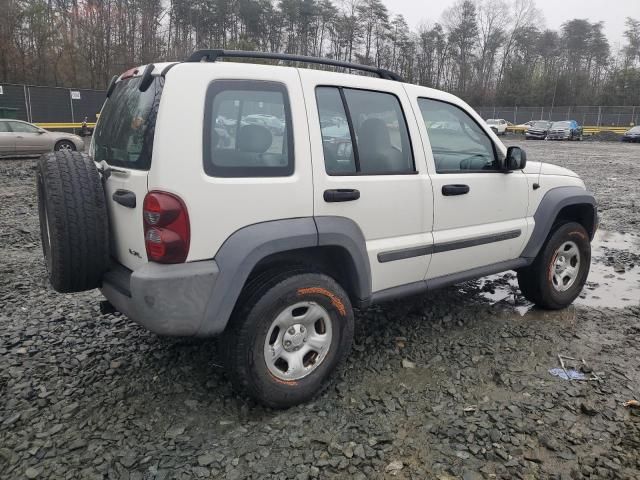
left=143, top=191, right=190, bottom=263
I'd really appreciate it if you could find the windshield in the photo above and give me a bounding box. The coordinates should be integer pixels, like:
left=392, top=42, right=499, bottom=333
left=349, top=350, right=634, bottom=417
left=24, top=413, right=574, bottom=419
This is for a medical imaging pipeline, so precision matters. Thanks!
left=552, top=121, right=572, bottom=128
left=533, top=121, right=551, bottom=128
left=93, top=76, right=163, bottom=170
left=629, top=126, right=640, bottom=133
left=486, top=119, right=499, bottom=124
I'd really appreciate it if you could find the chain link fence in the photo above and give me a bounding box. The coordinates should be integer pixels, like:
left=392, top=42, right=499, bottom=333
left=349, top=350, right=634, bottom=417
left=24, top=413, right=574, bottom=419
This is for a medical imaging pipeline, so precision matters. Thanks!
left=2, top=83, right=639, bottom=130
left=475, top=106, right=640, bottom=128
left=0, top=83, right=105, bottom=125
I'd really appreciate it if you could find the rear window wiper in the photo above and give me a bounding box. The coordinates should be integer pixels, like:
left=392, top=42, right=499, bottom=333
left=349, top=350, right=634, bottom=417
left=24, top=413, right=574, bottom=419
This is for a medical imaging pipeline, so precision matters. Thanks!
left=97, top=164, right=129, bottom=180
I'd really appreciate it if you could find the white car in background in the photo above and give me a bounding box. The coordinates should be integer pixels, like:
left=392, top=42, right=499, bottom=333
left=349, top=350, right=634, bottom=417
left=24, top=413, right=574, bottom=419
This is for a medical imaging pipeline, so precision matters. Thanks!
left=485, top=118, right=508, bottom=135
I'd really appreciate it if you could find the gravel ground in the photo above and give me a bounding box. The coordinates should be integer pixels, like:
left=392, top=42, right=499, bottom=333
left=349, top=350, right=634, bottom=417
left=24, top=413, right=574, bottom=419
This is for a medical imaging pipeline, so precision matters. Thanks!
left=1, top=139, right=639, bottom=480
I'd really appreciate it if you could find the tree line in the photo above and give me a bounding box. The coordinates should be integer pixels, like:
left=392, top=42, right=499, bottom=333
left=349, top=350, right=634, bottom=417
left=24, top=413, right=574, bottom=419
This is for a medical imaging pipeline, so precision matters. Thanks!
left=1, top=0, right=639, bottom=106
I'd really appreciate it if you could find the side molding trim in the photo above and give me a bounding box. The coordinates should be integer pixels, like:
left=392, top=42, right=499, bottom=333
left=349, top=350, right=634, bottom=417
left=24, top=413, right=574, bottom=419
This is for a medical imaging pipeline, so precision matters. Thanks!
left=378, top=245, right=434, bottom=263
left=369, top=257, right=531, bottom=304
left=433, top=229, right=521, bottom=254
left=376, top=229, right=521, bottom=264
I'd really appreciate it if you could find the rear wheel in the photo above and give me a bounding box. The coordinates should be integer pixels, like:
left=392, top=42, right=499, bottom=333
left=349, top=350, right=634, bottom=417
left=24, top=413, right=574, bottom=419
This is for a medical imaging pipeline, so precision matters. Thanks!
left=54, top=140, right=76, bottom=151
left=517, top=222, right=591, bottom=310
left=222, top=270, right=354, bottom=408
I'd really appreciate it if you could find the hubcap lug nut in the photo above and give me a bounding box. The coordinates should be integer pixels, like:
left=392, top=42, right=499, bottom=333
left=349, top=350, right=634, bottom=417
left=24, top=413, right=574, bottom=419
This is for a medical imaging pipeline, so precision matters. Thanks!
left=288, top=327, right=295, bottom=335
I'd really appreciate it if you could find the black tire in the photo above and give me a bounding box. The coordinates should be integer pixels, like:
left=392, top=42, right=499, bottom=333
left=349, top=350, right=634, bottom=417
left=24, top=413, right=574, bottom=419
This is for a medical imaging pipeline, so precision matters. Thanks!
left=222, top=270, right=354, bottom=408
left=517, top=222, right=591, bottom=310
left=36, top=151, right=109, bottom=293
left=54, top=140, right=76, bottom=151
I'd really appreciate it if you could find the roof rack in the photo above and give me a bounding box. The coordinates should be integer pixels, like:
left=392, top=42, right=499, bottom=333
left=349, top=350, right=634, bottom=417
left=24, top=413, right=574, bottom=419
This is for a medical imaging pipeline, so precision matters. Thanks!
left=186, top=49, right=404, bottom=82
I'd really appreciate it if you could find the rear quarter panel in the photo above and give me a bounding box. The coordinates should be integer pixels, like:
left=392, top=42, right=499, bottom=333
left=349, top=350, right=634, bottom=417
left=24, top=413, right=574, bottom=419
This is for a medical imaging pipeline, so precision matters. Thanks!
left=148, top=63, right=314, bottom=262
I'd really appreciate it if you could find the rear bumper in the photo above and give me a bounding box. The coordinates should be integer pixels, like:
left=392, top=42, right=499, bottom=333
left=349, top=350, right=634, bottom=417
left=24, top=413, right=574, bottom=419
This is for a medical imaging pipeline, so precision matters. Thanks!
left=101, top=260, right=219, bottom=336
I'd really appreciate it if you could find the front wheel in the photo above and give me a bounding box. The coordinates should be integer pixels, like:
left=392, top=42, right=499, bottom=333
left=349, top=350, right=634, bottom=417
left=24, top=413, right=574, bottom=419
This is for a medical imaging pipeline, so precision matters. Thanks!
left=517, top=222, right=591, bottom=310
left=222, top=270, right=354, bottom=408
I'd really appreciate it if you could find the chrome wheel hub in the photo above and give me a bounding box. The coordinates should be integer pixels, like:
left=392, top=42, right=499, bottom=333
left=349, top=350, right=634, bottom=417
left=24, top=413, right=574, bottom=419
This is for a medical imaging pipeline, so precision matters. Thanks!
left=264, top=301, right=333, bottom=381
left=552, top=241, right=580, bottom=292
left=283, top=324, right=307, bottom=352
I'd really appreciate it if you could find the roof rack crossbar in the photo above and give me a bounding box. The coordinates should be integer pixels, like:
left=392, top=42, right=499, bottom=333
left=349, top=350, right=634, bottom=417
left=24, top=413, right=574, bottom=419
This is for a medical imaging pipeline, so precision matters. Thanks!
left=186, top=49, right=403, bottom=82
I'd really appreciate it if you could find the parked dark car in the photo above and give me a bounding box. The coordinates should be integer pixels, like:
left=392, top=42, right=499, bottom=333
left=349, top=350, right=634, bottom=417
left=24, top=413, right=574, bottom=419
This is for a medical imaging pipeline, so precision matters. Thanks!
left=525, top=120, right=553, bottom=140
left=547, top=120, right=583, bottom=141
left=622, top=126, right=640, bottom=143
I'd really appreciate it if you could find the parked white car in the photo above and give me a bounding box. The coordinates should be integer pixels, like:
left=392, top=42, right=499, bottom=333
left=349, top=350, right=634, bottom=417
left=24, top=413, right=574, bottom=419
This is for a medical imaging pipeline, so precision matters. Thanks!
left=485, top=118, right=508, bottom=135
left=36, top=51, right=597, bottom=408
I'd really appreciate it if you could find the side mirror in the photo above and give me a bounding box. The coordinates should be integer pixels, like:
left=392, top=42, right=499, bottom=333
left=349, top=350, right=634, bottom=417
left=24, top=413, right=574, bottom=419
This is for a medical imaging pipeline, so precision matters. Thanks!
left=37, top=130, right=46, bottom=134
left=505, top=146, right=527, bottom=171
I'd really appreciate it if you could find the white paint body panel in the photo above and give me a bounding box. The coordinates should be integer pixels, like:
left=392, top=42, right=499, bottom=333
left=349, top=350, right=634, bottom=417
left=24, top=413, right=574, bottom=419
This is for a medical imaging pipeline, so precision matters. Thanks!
left=95, top=61, right=589, bottom=293
left=298, top=69, right=434, bottom=292
left=151, top=63, right=314, bottom=263
left=402, top=84, right=530, bottom=279
left=102, top=169, right=149, bottom=270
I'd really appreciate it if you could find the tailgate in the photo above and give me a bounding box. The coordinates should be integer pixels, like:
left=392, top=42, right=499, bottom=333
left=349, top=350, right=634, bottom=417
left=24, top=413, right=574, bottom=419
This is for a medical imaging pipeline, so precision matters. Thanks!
left=91, top=70, right=164, bottom=271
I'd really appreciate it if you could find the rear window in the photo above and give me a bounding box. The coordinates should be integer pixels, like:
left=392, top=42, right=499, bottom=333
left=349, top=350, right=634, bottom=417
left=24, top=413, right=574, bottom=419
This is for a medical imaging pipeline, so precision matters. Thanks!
left=93, top=76, right=163, bottom=170
left=203, top=80, right=293, bottom=177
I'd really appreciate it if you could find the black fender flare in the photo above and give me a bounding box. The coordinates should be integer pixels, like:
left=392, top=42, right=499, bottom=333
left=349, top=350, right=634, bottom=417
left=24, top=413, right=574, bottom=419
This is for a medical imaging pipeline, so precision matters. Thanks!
left=197, top=217, right=370, bottom=336
left=315, top=216, right=372, bottom=304
left=521, top=186, right=597, bottom=260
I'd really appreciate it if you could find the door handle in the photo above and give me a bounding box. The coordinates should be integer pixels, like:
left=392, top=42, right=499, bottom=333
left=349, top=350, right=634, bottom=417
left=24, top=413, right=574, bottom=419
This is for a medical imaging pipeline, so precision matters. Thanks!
left=112, top=189, right=136, bottom=208
left=442, top=184, right=470, bottom=196
left=323, top=189, right=360, bottom=202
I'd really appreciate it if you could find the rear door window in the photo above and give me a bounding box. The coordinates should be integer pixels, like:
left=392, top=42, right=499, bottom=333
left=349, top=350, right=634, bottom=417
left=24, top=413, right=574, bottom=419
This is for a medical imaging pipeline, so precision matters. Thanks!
left=203, top=80, right=293, bottom=177
left=316, top=86, right=414, bottom=175
left=93, top=76, right=163, bottom=170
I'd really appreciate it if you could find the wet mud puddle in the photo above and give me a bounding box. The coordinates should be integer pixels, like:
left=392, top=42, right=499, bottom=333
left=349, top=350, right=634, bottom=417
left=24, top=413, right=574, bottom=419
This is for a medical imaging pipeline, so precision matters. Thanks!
left=467, top=230, right=640, bottom=312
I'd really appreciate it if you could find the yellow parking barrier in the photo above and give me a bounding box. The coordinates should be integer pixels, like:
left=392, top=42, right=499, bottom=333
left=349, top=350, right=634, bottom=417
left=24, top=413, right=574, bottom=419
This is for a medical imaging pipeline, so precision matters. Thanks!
left=582, top=126, right=628, bottom=135
left=507, top=126, right=630, bottom=135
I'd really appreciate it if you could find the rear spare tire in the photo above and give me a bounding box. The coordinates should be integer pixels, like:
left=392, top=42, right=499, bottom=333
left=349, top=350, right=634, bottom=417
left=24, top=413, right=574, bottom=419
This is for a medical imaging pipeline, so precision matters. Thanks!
left=36, top=151, right=109, bottom=293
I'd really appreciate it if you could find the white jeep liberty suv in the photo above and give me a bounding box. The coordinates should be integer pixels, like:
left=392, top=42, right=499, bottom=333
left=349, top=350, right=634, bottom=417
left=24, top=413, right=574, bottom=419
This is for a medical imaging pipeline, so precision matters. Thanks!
left=36, top=50, right=597, bottom=408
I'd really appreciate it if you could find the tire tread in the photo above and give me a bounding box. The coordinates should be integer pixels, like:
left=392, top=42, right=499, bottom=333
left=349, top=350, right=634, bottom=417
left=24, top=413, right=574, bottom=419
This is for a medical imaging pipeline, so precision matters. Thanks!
left=37, top=151, right=109, bottom=293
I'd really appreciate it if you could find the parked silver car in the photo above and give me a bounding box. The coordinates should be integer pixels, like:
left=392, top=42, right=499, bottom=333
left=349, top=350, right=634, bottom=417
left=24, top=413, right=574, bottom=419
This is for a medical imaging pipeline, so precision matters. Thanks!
left=0, top=119, right=84, bottom=157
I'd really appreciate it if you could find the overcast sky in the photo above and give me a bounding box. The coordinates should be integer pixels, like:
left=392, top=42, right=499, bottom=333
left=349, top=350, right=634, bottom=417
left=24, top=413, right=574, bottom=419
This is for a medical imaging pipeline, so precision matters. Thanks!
left=382, top=0, right=640, bottom=48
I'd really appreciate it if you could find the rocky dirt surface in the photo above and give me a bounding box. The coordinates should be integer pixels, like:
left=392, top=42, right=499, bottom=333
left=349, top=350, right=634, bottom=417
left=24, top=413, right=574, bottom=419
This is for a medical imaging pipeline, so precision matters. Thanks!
left=1, top=140, right=639, bottom=480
